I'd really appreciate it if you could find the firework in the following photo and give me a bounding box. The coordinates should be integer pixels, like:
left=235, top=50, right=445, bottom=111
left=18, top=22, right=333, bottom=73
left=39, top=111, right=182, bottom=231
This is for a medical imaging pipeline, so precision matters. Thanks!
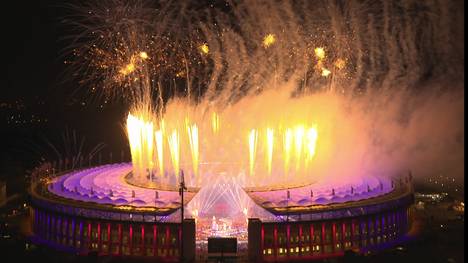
left=262, top=34, right=276, bottom=48
left=211, top=112, right=220, bottom=134
left=168, top=129, right=180, bottom=182
left=265, top=128, right=274, bottom=175
left=126, top=113, right=154, bottom=182
left=187, top=123, right=199, bottom=179
left=314, top=47, right=326, bottom=60
left=294, top=126, right=305, bottom=170
left=248, top=129, right=258, bottom=177
left=334, top=58, right=346, bottom=69
left=68, top=0, right=432, bottom=192
left=283, top=128, right=293, bottom=177
left=64, top=0, right=211, bottom=103
left=321, top=68, right=331, bottom=77
left=155, top=129, right=164, bottom=177
left=200, top=43, right=209, bottom=54
left=306, top=127, right=318, bottom=161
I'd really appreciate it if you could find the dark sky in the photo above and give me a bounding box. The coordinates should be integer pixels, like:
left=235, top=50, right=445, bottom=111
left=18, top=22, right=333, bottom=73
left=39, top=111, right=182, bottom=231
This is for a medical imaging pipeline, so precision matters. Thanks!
left=2, top=1, right=128, bottom=174
left=5, top=1, right=61, bottom=100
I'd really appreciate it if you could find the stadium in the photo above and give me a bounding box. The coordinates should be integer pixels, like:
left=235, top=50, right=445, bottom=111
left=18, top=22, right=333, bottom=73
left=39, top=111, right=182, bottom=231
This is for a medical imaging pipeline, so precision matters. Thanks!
left=29, top=161, right=414, bottom=261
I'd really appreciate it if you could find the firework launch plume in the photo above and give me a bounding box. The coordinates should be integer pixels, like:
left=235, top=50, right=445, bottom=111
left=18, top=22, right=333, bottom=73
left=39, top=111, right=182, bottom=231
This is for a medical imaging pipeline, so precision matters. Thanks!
left=69, top=0, right=463, bottom=192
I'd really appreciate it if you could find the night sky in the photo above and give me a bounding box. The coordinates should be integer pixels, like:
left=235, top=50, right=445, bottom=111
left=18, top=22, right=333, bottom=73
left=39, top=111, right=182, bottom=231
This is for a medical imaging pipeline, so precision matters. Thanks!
left=2, top=1, right=128, bottom=189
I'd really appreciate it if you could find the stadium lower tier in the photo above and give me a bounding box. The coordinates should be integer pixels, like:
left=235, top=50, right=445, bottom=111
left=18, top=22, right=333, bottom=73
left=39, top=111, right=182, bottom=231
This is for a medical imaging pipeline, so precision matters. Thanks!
left=30, top=205, right=413, bottom=261
left=248, top=206, right=413, bottom=261
left=30, top=208, right=195, bottom=261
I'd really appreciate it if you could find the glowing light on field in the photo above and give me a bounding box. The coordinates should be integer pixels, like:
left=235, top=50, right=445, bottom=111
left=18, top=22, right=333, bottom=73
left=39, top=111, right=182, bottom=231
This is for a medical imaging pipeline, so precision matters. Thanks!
left=155, top=130, right=164, bottom=176
left=266, top=128, right=274, bottom=175
left=168, top=130, right=180, bottom=181
left=242, top=207, right=248, bottom=216
left=248, top=129, right=258, bottom=176
left=243, top=207, right=249, bottom=224
left=187, top=124, right=199, bottom=178
left=262, top=34, right=276, bottom=48
left=212, top=112, right=220, bottom=133
left=200, top=43, right=209, bottom=54
left=283, top=128, right=293, bottom=176
left=294, top=126, right=305, bottom=170
left=192, top=209, right=199, bottom=223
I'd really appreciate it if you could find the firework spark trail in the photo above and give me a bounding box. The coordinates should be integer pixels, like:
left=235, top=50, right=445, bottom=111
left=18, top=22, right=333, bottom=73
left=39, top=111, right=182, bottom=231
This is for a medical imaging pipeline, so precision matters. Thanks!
left=39, top=128, right=106, bottom=171
left=127, top=114, right=143, bottom=180
left=168, top=130, right=180, bottom=182
left=306, top=127, right=318, bottom=161
left=126, top=113, right=156, bottom=182
left=283, top=128, right=293, bottom=178
left=63, top=1, right=156, bottom=101
left=211, top=112, right=219, bottom=134
left=266, top=128, right=274, bottom=175
left=155, top=130, right=163, bottom=178
left=248, top=129, right=258, bottom=178
left=64, top=0, right=211, bottom=104
left=187, top=124, right=199, bottom=181
left=143, top=121, right=154, bottom=177
left=67, top=0, right=463, bottom=104
left=294, top=126, right=305, bottom=171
